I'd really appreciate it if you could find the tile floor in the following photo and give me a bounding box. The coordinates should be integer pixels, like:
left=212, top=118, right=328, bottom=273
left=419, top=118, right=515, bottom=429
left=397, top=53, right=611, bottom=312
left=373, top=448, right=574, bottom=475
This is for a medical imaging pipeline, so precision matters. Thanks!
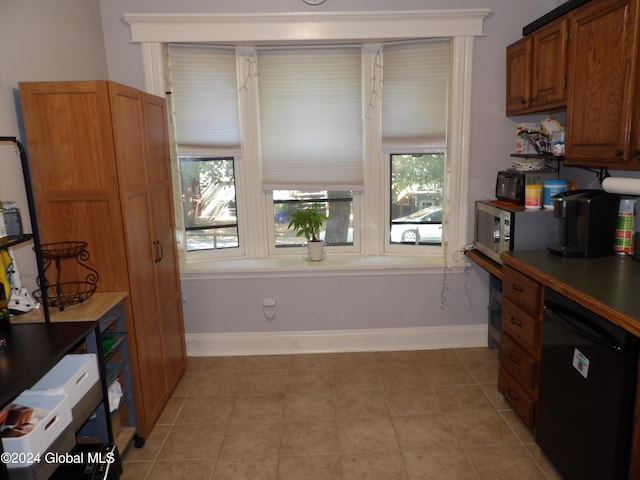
left=120, top=347, right=562, bottom=480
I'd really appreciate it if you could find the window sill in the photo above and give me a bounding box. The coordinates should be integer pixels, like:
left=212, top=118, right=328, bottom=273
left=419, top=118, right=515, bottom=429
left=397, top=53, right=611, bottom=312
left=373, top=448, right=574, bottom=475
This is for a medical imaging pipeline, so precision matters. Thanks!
left=180, top=253, right=469, bottom=280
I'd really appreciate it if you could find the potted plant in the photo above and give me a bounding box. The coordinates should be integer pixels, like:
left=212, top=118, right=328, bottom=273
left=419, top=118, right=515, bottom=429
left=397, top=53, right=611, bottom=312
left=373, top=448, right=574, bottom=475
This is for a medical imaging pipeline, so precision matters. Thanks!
left=287, top=203, right=328, bottom=261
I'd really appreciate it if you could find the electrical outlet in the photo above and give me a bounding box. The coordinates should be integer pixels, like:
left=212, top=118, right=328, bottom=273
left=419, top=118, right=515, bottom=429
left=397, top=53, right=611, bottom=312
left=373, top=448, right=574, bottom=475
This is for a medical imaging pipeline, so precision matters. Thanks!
left=263, top=298, right=276, bottom=320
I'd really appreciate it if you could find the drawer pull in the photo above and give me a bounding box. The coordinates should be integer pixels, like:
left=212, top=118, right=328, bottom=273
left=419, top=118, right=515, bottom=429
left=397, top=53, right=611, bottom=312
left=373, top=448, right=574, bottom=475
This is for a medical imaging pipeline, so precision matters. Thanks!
left=507, top=389, right=519, bottom=402
left=510, top=316, right=523, bottom=327
left=511, top=283, right=524, bottom=292
left=508, top=353, right=520, bottom=365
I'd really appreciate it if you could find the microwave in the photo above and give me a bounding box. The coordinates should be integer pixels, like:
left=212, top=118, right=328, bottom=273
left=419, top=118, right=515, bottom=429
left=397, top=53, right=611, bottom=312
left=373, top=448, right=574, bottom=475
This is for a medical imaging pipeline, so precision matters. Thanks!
left=496, top=169, right=557, bottom=205
left=473, top=200, right=558, bottom=264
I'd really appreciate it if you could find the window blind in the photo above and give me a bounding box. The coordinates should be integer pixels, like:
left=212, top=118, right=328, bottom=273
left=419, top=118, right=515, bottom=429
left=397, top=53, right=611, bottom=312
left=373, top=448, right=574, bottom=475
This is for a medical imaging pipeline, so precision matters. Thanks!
left=257, top=47, right=363, bottom=190
left=382, top=40, right=450, bottom=152
left=168, top=45, right=241, bottom=150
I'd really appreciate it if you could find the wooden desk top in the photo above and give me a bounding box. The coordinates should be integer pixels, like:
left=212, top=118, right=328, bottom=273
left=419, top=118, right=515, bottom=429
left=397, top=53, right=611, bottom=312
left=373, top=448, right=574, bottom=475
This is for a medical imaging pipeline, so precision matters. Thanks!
left=12, top=292, right=128, bottom=324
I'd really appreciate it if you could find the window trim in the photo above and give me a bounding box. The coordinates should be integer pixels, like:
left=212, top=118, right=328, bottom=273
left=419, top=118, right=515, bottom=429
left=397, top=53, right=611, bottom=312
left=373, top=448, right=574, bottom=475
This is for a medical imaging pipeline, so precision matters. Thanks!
left=125, top=10, right=489, bottom=272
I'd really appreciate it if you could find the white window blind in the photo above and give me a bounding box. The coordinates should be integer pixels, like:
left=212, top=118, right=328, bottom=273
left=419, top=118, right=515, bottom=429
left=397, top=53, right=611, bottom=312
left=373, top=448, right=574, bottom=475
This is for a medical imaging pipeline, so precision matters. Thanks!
left=257, top=47, right=363, bottom=190
left=382, top=40, right=450, bottom=152
left=168, top=44, right=240, bottom=150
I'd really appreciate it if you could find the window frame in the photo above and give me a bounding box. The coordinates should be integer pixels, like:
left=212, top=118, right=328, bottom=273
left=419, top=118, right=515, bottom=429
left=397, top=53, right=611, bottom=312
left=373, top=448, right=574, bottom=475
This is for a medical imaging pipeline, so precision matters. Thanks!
left=125, top=10, right=488, bottom=273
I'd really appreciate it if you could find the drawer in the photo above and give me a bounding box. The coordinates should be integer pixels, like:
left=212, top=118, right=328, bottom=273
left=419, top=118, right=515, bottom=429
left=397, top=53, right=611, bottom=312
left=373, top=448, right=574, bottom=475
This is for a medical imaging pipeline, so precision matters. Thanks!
left=98, top=301, right=124, bottom=332
left=499, top=333, right=538, bottom=391
left=498, top=368, right=536, bottom=429
left=502, top=297, right=540, bottom=352
left=502, top=265, right=542, bottom=315
left=26, top=354, right=99, bottom=408
left=24, top=354, right=101, bottom=433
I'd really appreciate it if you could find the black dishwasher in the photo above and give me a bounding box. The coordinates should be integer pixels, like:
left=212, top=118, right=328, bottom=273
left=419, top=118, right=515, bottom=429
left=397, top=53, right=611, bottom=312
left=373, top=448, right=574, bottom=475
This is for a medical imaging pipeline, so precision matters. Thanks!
left=536, top=288, right=639, bottom=480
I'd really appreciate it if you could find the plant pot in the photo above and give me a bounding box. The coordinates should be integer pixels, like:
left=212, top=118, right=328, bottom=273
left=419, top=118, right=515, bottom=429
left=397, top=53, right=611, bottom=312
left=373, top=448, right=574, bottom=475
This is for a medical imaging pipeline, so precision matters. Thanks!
left=307, top=240, right=324, bottom=261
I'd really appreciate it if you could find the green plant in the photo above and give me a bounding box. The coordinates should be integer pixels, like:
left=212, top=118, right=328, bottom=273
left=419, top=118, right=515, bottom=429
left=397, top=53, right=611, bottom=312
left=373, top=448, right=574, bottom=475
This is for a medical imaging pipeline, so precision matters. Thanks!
left=287, top=203, right=327, bottom=242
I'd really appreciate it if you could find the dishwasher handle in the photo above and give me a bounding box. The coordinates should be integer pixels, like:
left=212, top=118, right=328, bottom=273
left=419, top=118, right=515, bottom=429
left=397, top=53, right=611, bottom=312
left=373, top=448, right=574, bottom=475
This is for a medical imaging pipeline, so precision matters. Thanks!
left=544, top=301, right=624, bottom=353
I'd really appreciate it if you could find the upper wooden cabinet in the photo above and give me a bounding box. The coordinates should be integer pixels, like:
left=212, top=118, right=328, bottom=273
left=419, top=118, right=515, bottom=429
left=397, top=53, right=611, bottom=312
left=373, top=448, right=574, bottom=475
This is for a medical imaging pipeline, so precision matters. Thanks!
left=18, top=81, right=187, bottom=439
left=564, top=0, right=640, bottom=168
left=506, top=17, right=569, bottom=116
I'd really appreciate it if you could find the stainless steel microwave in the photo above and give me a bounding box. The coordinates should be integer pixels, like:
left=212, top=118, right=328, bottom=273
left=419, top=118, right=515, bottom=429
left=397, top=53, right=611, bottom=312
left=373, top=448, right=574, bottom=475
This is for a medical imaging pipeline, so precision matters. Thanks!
left=473, top=200, right=558, bottom=264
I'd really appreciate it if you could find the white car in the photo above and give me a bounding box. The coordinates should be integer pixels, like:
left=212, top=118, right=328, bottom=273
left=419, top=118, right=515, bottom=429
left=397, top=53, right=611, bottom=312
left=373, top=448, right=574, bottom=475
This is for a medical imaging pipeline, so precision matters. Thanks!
left=390, top=206, right=443, bottom=244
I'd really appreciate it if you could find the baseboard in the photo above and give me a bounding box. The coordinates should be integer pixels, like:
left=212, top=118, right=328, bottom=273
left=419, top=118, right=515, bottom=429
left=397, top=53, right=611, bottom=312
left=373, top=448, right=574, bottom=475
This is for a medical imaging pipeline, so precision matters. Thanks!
left=185, top=324, right=488, bottom=356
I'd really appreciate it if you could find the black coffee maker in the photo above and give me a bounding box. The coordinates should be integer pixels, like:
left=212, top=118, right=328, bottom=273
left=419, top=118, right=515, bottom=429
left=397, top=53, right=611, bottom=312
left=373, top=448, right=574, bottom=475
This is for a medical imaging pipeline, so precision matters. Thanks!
left=548, top=189, right=620, bottom=258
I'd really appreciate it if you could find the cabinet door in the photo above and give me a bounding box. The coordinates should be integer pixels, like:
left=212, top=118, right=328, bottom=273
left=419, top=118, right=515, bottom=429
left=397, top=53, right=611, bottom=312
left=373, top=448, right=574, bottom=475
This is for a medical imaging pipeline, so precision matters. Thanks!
left=143, top=93, right=187, bottom=388
left=109, top=84, right=160, bottom=332
left=565, top=0, right=637, bottom=167
left=506, top=37, right=532, bottom=115
left=19, top=81, right=129, bottom=292
left=530, top=17, right=568, bottom=110
left=136, top=319, right=168, bottom=425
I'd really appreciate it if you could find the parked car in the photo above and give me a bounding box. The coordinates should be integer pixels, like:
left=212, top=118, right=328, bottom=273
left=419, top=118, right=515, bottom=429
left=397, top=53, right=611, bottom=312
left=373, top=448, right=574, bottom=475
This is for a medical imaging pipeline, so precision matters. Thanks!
left=390, top=206, right=442, bottom=244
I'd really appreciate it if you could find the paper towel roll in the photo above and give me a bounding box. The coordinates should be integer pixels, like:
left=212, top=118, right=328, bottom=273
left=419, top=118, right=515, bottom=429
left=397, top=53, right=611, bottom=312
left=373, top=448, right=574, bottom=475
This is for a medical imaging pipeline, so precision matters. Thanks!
left=602, top=177, right=640, bottom=195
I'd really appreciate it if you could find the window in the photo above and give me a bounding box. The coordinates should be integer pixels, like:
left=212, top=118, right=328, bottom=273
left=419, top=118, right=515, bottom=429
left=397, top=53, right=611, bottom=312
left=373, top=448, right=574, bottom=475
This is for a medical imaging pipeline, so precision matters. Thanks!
left=128, top=10, right=486, bottom=270
left=382, top=40, right=449, bottom=252
left=273, top=190, right=354, bottom=248
left=168, top=42, right=452, bottom=257
left=168, top=45, right=242, bottom=253
left=180, top=157, right=238, bottom=251
left=390, top=153, right=444, bottom=245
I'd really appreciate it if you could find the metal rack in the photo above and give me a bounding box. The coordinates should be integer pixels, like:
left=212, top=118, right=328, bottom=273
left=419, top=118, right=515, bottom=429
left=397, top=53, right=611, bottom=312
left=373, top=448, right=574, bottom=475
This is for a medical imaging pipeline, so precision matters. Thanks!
left=0, top=136, right=50, bottom=322
left=33, top=241, right=99, bottom=311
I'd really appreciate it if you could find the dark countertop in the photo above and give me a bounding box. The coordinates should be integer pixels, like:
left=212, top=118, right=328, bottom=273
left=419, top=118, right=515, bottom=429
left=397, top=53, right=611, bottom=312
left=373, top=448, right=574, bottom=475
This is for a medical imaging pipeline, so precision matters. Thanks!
left=501, top=250, right=640, bottom=337
left=0, top=321, right=96, bottom=408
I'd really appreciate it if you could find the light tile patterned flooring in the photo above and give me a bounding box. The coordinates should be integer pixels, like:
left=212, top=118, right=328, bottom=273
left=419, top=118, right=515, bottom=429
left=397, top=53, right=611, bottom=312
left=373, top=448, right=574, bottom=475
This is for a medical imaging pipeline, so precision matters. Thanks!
left=121, top=347, right=562, bottom=480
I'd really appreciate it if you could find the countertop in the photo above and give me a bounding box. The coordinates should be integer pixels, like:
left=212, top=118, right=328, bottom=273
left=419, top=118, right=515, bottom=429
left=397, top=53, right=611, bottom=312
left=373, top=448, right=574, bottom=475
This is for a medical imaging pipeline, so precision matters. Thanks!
left=501, top=250, right=640, bottom=337
left=12, top=292, right=128, bottom=324
left=0, top=321, right=97, bottom=408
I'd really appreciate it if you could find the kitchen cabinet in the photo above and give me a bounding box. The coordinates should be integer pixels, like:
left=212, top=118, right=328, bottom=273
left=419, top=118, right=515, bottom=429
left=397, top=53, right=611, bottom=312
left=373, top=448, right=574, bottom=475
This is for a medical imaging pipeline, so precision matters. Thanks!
left=18, top=81, right=187, bottom=439
left=564, top=0, right=640, bottom=168
left=497, top=265, right=543, bottom=429
left=500, top=250, right=640, bottom=480
left=506, top=17, right=568, bottom=116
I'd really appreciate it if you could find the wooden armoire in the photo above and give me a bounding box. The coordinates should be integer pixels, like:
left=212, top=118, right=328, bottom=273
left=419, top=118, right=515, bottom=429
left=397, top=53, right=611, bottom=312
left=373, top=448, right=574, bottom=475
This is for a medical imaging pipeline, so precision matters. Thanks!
left=19, top=80, right=186, bottom=438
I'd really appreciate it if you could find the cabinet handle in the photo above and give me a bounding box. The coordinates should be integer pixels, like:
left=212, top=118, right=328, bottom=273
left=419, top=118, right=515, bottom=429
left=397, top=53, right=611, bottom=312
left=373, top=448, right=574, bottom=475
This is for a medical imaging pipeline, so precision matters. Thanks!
left=507, top=389, right=519, bottom=402
left=508, top=353, right=520, bottom=365
left=157, top=240, right=164, bottom=262
left=510, top=316, right=522, bottom=327
left=615, top=149, right=624, bottom=158
left=520, top=98, right=527, bottom=105
left=511, top=283, right=523, bottom=292
left=152, top=240, right=160, bottom=263
left=633, top=149, right=640, bottom=158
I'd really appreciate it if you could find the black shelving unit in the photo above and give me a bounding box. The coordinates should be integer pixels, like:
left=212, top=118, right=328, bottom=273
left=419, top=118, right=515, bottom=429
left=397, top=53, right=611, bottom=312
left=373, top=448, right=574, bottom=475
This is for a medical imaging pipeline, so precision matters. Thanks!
left=0, top=136, right=50, bottom=322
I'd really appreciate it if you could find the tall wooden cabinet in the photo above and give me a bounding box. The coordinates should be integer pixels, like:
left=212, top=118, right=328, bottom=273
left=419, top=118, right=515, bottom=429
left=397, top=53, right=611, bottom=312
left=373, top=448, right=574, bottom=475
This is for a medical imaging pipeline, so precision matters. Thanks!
left=18, top=80, right=187, bottom=438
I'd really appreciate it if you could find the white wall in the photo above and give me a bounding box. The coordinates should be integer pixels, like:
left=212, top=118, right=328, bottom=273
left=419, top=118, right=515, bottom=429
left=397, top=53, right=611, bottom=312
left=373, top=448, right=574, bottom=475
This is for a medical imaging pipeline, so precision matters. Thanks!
left=0, top=0, right=108, bottom=293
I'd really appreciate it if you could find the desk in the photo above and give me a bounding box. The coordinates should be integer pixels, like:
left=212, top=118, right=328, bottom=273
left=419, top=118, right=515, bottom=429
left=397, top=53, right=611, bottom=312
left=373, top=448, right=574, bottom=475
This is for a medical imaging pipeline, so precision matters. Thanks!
left=13, top=293, right=140, bottom=454
left=0, top=321, right=101, bottom=478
